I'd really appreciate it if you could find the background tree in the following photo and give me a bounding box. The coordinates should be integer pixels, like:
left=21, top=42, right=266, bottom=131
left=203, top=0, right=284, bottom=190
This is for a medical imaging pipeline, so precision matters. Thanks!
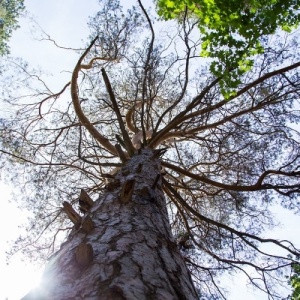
left=289, top=262, right=300, bottom=300
left=1, top=0, right=300, bottom=298
left=156, top=0, right=300, bottom=96
left=0, top=0, right=24, bottom=55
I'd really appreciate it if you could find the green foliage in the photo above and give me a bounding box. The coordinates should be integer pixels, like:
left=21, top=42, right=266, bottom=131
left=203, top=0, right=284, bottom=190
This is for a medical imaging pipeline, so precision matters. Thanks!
left=0, top=0, right=24, bottom=56
left=290, top=263, right=300, bottom=300
left=156, top=0, right=300, bottom=96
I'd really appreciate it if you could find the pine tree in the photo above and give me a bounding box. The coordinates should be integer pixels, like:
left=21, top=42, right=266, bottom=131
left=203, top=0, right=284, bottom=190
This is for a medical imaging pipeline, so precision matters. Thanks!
left=1, top=1, right=300, bottom=298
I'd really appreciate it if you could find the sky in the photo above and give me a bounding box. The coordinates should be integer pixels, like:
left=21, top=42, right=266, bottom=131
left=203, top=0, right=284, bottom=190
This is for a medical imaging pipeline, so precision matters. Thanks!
left=0, top=1, right=299, bottom=299
left=0, top=1, right=99, bottom=299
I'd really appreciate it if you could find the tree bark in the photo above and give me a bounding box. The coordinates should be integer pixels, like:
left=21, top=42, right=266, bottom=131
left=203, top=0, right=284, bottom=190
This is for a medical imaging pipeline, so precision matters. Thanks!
left=22, top=149, right=197, bottom=300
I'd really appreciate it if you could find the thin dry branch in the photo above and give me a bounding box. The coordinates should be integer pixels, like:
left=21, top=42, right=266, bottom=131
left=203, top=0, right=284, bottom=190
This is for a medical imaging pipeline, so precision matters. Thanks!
left=162, top=161, right=300, bottom=193
left=150, top=61, right=300, bottom=149
left=125, top=101, right=142, bottom=133
left=150, top=77, right=223, bottom=148
left=137, top=0, right=155, bottom=145
left=163, top=178, right=300, bottom=257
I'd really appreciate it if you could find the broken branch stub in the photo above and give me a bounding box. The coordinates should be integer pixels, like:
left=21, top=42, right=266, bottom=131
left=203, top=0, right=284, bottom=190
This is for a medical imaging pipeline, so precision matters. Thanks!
left=115, top=143, right=128, bottom=163
left=63, top=201, right=82, bottom=228
left=78, top=189, right=94, bottom=213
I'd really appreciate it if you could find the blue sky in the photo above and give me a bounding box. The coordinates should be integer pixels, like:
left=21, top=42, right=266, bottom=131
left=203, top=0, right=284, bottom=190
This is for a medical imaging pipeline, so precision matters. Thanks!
left=0, top=1, right=299, bottom=299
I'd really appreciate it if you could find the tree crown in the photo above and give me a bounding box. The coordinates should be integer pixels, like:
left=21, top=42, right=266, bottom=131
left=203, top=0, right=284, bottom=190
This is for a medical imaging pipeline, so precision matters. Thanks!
left=0, top=0, right=24, bottom=55
left=1, top=0, right=300, bottom=298
left=156, top=0, right=300, bottom=96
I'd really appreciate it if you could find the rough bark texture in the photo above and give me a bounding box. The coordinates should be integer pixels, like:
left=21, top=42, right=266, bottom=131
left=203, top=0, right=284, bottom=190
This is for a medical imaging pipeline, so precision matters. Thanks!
left=22, top=149, right=197, bottom=300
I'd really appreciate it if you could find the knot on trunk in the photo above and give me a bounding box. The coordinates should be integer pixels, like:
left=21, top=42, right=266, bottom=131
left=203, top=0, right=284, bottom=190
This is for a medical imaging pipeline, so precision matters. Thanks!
left=75, top=243, right=93, bottom=268
left=120, top=179, right=135, bottom=203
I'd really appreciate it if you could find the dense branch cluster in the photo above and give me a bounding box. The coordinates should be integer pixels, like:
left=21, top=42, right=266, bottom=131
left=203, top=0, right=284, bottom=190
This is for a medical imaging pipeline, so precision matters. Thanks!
left=0, top=0, right=300, bottom=298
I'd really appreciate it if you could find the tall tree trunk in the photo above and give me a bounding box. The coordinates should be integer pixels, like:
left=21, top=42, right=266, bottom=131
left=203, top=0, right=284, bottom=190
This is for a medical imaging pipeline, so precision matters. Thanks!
left=22, top=149, right=197, bottom=300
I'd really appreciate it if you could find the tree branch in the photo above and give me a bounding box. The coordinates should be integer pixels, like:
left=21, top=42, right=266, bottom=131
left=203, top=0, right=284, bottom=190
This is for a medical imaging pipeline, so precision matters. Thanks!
left=101, top=68, right=135, bottom=156
left=163, top=178, right=300, bottom=257
left=162, top=161, right=300, bottom=193
left=70, top=36, right=118, bottom=156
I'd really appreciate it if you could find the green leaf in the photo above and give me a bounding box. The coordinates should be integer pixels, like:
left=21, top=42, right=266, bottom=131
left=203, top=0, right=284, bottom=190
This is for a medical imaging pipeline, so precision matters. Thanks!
left=156, top=0, right=300, bottom=94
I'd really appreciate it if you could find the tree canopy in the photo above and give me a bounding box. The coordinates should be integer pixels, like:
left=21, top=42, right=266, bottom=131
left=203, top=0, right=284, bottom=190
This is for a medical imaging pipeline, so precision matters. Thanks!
left=289, top=263, right=300, bottom=300
left=0, top=0, right=24, bottom=56
left=156, top=0, right=300, bottom=96
left=1, top=0, right=300, bottom=298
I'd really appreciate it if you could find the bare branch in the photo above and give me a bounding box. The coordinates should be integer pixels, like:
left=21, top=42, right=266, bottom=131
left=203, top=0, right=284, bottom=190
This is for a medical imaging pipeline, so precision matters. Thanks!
left=70, top=36, right=118, bottom=156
